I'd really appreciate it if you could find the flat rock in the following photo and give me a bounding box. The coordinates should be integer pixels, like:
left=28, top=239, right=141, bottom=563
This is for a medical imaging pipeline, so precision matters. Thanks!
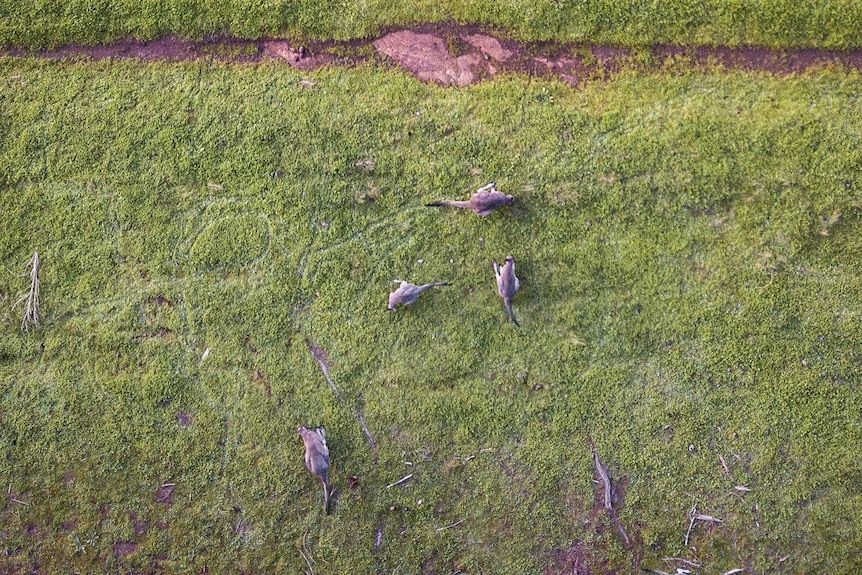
left=463, top=34, right=514, bottom=62
left=374, top=31, right=485, bottom=86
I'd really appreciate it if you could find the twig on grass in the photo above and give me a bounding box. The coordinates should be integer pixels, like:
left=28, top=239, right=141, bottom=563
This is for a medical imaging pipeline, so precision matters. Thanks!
left=458, top=448, right=495, bottom=464
left=357, top=412, right=377, bottom=451
left=684, top=505, right=698, bottom=547
left=13, top=251, right=41, bottom=330
left=592, top=448, right=613, bottom=511
left=589, top=440, right=631, bottom=546
left=662, top=557, right=701, bottom=568
left=306, top=339, right=344, bottom=402
left=685, top=505, right=723, bottom=547
left=435, top=519, right=464, bottom=532
left=386, top=474, right=413, bottom=489
left=298, top=530, right=315, bottom=575
left=306, top=339, right=378, bottom=453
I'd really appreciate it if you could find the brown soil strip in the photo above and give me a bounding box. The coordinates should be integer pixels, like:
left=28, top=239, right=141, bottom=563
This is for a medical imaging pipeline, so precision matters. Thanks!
left=5, top=23, right=862, bottom=88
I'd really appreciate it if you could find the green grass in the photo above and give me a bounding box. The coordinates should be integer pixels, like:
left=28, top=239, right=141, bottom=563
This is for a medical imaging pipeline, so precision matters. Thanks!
left=1, top=58, right=862, bottom=573
left=2, top=0, right=862, bottom=50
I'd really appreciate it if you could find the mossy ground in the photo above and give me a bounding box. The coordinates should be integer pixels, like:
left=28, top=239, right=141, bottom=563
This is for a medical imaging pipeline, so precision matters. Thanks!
left=1, top=59, right=862, bottom=573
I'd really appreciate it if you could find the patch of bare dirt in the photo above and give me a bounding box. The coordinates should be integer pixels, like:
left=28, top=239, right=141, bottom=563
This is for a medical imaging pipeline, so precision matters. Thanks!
left=130, top=512, right=149, bottom=536
left=177, top=411, right=193, bottom=426
left=6, top=23, right=862, bottom=89
left=261, top=40, right=334, bottom=70
left=374, top=30, right=485, bottom=86
left=545, top=448, right=643, bottom=575
left=114, top=541, right=139, bottom=559
left=154, top=483, right=175, bottom=505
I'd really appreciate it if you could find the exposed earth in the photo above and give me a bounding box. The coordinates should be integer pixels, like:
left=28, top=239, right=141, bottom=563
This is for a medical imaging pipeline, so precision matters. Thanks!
left=6, top=23, right=862, bottom=87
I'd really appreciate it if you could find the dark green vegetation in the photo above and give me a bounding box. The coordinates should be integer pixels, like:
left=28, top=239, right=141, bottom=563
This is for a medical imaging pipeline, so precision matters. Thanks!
left=2, top=58, right=862, bottom=573
left=3, top=0, right=862, bottom=50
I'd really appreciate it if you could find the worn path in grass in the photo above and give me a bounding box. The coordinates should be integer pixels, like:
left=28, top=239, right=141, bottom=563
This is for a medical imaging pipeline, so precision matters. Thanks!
left=6, top=23, right=862, bottom=87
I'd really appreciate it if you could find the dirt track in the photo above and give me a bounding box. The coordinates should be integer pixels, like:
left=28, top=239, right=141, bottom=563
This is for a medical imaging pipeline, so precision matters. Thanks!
left=6, top=23, right=862, bottom=87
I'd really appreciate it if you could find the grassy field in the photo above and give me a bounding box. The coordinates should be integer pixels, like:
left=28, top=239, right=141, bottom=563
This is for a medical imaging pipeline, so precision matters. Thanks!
left=3, top=0, right=862, bottom=50
left=1, top=57, right=862, bottom=574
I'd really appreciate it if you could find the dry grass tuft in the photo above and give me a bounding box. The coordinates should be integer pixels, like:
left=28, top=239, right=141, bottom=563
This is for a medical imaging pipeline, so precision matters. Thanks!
left=13, top=251, right=41, bottom=331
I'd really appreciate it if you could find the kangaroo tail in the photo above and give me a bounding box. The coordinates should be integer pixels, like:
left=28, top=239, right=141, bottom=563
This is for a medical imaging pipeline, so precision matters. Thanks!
left=417, top=281, right=449, bottom=292
left=426, top=200, right=469, bottom=209
left=505, top=299, right=520, bottom=328
left=322, top=477, right=331, bottom=515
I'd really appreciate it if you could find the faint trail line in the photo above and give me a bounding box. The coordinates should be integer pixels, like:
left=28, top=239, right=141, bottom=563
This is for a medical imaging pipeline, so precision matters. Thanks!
left=297, top=208, right=424, bottom=287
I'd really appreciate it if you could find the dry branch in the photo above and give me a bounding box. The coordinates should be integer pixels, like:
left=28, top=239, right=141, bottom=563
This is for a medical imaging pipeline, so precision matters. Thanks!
left=357, top=412, right=377, bottom=451
left=13, top=251, right=40, bottom=330
left=306, top=339, right=343, bottom=401
left=685, top=505, right=723, bottom=546
left=298, top=530, right=315, bottom=575
left=435, top=519, right=464, bottom=532
left=662, top=557, right=701, bottom=568
left=306, top=339, right=378, bottom=451
left=592, top=449, right=613, bottom=510
left=684, top=505, right=698, bottom=547
left=386, top=474, right=413, bottom=489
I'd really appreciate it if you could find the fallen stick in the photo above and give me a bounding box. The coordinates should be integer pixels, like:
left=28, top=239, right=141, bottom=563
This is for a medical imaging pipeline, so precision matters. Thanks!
left=306, top=339, right=378, bottom=451
left=435, top=519, right=464, bottom=532
left=357, top=412, right=377, bottom=451
left=684, top=505, right=698, bottom=547
left=589, top=442, right=632, bottom=546
left=306, top=339, right=344, bottom=402
left=386, top=474, right=413, bottom=489
left=592, top=449, right=613, bottom=510
left=662, top=557, right=701, bottom=568
left=298, top=530, right=315, bottom=575
left=685, top=505, right=723, bottom=546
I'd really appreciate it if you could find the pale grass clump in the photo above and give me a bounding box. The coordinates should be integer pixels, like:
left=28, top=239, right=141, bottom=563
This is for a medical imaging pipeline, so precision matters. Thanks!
left=13, top=251, right=40, bottom=331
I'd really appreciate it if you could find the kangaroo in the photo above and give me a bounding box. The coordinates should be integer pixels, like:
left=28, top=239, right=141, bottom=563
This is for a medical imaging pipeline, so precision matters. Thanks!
left=425, top=182, right=514, bottom=216
left=387, top=280, right=449, bottom=311
left=297, top=426, right=331, bottom=514
left=493, top=256, right=520, bottom=327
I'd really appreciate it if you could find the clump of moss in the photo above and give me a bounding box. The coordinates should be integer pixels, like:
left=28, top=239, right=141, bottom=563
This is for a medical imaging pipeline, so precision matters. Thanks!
left=188, top=214, right=270, bottom=270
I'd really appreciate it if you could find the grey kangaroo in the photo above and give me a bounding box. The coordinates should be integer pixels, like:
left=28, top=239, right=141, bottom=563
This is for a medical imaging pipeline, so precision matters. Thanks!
left=298, top=426, right=331, bottom=514
left=426, top=182, right=514, bottom=216
left=493, top=256, right=520, bottom=327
